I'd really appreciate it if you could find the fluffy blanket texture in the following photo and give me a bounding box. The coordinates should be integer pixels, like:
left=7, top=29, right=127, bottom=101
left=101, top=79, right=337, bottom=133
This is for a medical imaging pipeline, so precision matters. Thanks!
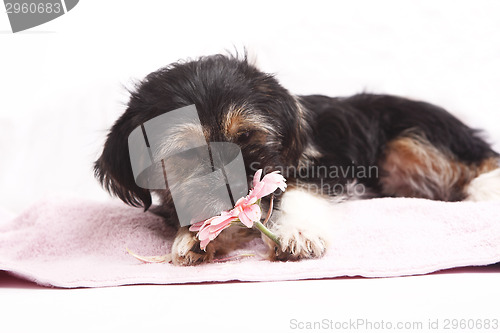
left=0, top=197, right=499, bottom=288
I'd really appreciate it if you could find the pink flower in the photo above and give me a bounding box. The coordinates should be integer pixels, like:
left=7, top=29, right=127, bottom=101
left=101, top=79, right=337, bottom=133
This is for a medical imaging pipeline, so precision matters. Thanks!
left=189, top=211, right=236, bottom=250
left=232, top=196, right=262, bottom=228
left=250, top=169, right=287, bottom=200
left=189, top=169, right=287, bottom=251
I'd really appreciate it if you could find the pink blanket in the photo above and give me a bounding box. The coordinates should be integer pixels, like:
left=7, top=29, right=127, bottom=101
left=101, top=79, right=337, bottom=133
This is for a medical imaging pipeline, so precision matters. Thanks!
left=0, top=197, right=499, bottom=288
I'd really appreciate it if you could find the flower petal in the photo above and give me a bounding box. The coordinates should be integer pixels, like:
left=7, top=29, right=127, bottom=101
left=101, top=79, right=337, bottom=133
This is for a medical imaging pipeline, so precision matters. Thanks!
left=238, top=211, right=253, bottom=228
left=189, top=221, right=204, bottom=232
left=198, top=225, right=211, bottom=241
left=261, top=172, right=287, bottom=188
left=253, top=169, right=263, bottom=188
left=211, top=224, right=231, bottom=238
left=200, top=238, right=210, bottom=251
left=244, top=205, right=262, bottom=224
left=235, top=196, right=246, bottom=207
left=209, top=214, right=234, bottom=226
left=209, top=219, right=233, bottom=233
left=249, top=181, right=266, bottom=199
left=255, top=172, right=287, bottom=197
left=252, top=182, right=277, bottom=199
left=238, top=205, right=261, bottom=228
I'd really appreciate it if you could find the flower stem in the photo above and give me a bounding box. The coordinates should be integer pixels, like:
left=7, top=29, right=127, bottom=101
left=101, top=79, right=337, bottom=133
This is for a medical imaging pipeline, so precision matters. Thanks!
left=254, top=221, right=280, bottom=246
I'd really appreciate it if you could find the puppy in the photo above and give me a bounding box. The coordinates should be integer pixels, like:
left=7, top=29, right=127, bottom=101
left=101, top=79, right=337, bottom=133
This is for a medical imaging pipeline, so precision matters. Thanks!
left=95, top=54, right=500, bottom=265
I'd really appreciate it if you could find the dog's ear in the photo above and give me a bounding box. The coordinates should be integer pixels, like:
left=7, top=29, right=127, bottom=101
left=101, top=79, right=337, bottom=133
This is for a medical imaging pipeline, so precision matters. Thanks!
left=253, top=72, right=309, bottom=165
left=273, top=93, right=309, bottom=165
left=285, top=97, right=309, bottom=163
left=94, top=118, right=152, bottom=210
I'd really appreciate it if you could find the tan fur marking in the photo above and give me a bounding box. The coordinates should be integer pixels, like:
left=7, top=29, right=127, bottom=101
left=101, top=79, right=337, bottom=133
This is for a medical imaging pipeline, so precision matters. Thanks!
left=380, top=135, right=492, bottom=201
left=225, top=109, right=245, bottom=137
left=477, top=157, right=500, bottom=174
left=223, top=105, right=271, bottom=144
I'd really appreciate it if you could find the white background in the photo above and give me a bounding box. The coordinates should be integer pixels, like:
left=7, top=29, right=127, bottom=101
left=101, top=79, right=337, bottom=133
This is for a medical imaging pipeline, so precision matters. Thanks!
left=1, top=1, right=499, bottom=332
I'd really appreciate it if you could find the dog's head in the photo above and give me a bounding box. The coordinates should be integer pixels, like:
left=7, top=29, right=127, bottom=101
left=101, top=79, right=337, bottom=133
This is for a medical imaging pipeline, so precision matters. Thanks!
left=95, top=54, right=307, bottom=219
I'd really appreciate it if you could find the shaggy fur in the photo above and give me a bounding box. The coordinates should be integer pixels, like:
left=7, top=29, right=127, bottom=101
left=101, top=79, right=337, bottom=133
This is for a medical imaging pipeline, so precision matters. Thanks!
left=95, top=54, right=500, bottom=265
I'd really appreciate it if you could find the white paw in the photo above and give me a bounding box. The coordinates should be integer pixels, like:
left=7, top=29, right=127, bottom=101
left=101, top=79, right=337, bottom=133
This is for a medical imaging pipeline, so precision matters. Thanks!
left=263, top=189, right=332, bottom=261
left=263, top=224, right=327, bottom=260
left=170, top=226, right=214, bottom=266
left=466, top=168, right=500, bottom=201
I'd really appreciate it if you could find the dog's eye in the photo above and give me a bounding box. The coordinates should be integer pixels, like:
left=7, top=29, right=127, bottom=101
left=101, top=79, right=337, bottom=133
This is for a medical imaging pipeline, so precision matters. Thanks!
left=237, top=130, right=254, bottom=143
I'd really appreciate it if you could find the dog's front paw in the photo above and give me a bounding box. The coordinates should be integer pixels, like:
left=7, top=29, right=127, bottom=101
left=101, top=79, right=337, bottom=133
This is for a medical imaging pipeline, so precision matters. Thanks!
left=263, top=225, right=327, bottom=261
left=171, top=226, right=214, bottom=266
